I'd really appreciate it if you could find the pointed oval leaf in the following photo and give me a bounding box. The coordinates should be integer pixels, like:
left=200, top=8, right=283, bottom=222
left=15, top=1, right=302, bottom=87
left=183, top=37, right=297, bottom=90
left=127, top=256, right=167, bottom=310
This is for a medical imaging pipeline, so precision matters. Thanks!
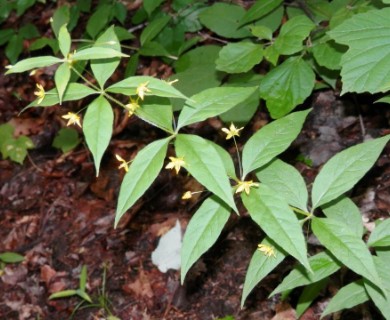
left=216, top=42, right=263, bottom=74
left=107, top=75, right=188, bottom=100
left=54, top=63, right=71, bottom=104
left=242, top=184, right=311, bottom=271
left=207, top=140, right=237, bottom=180
left=115, top=138, right=170, bottom=227
left=135, top=104, right=173, bottom=133
left=177, top=87, right=258, bottom=130
left=312, top=217, right=383, bottom=292
left=296, top=278, right=329, bottom=318
left=83, top=96, right=113, bottom=176
left=259, top=57, right=315, bottom=118
left=368, top=219, right=390, bottom=247
left=181, top=196, right=231, bottom=283
left=175, top=134, right=237, bottom=212
left=0, top=252, right=24, bottom=263
left=321, top=280, right=369, bottom=319
left=140, top=15, right=171, bottom=46
left=242, top=109, right=310, bottom=178
left=271, top=251, right=341, bottom=296
left=312, top=135, right=390, bottom=209
left=241, top=237, right=286, bottom=307
left=239, top=0, right=283, bottom=27
left=58, top=24, right=71, bottom=57
left=5, top=56, right=62, bottom=74
left=49, top=289, right=78, bottom=300
left=256, top=158, right=308, bottom=211
left=72, top=47, right=128, bottom=60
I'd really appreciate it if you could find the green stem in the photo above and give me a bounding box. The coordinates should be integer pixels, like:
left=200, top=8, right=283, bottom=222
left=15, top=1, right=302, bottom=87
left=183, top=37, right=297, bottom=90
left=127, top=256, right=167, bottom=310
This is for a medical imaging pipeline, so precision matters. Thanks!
left=233, top=136, right=243, bottom=179
left=290, top=206, right=311, bottom=216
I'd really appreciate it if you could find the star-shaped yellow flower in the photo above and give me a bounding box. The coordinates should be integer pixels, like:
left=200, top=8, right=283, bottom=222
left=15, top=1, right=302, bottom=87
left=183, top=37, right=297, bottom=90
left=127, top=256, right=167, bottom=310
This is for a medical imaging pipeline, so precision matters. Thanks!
left=235, top=180, right=259, bottom=195
left=221, top=123, right=244, bottom=140
left=62, top=112, right=82, bottom=128
left=257, top=244, right=276, bottom=258
left=34, top=83, right=46, bottom=104
left=165, top=156, right=185, bottom=174
left=115, top=154, right=130, bottom=172
left=136, top=81, right=151, bottom=100
left=124, top=98, right=140, bottom=117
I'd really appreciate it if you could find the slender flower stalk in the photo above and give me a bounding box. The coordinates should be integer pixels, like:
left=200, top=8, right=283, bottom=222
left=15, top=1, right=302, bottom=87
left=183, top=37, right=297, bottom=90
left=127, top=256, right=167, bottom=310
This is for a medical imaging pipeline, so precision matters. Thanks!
left=222, top=123, right=244, bottom=177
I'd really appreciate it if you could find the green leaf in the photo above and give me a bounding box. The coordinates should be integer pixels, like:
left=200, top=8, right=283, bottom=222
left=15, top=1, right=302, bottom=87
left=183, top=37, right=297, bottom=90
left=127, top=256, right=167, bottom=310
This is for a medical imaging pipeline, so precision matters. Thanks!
left=256, top=158, right=308, bottom=212
left=270, top=251, right=341, bottom=296
left=135, top=104, right=173, bottom=133
left=239, top=0, right=283, bottom=27
left=216, top=41, right=263, bottom=74
left=91, top=26, right=121, bottom=88
left=177, top=87, right=257, bottom=130
left=72, top=47, right=128, bottom=60
left=58, top=24, right=71, bottom=57
left=311, top=135, right=390, bottom=209
left=0, top=252, right=24, bottom=263
left=368, top=219, right=390, bottom=247
left=272, top=15, right=315, bottom=55
left=52, top=128, right=80, bottom=153
left=321, top=280, right=369, bottom=318
left=259, top=57, right=315, bottom=118
left=19, top=23, right=40, bottom=40
left=241, top=237, right=286, bottom=307
left=181, top=196, right=230, bottom=283
left=76, top=289, right=93, bottom=303
left=49, top=289, right=78, bottom=300
left=28, top=83, right=98, bottom=107
left=242, top=185, right=311, bottom=271
left=328, top=8, right=390, bottom=94
left=175, top=134, right=237, bottom=212
left=296, top=278, right=328, bottom=318
left=79, top=265, right=87, bottom=291
left=138, top=41, right=171, bottom=57
left=140, top=15, right=171, bottom=46
left=54, top=63, right=71, bottom=104
left=5, top=56, right=62, bottom=74
left=107, top=76, right=188, bottom=100
left=51, top=5, right=70, bottom=38
left=5, top=34, right=23, bottom=64
left=86, top=4, right=111, bottom=39
left=0, top=29, right=14, bottom=46
left=175, top=45, right=221, bottom=72
left=115, top=138, right=170, bottom=227
left=1, top=136, right=34, bottom=164
left=144, top=0, right=164, bottom=16
left=199, top=3, right=251, bottom=39
left=83, top=96, right=113, bottom=176
left=312, top=217, right=383, bottom=292
left=0, top=123, right=14, bottom=144
left=242, top=109, right=310, bottom=178
left=322, top=196, right=364, bottom=238
left=207, top=140, right=237, bottom=180
left=311, top=39, right=346, bottom=71
left=250, top=25, right=273, bottom=40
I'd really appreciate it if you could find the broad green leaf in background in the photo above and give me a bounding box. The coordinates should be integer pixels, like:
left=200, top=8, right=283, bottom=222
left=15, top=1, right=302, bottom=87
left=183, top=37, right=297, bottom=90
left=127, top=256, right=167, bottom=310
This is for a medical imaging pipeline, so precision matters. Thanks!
left=138, top=41, right=171, bottom=57
left=252, top=4, right=284, bottom=33
left=28, top=83, right=98, bottom=107
left=0, top=252, right=24, bottom=263
left=321, top=280, right=369, bottom=318
left=52, top=128, right=80, bottom=153
left=83, top=96, right=114, bottom=176
left=107, top=76, right=188, bottom=100
left=175, top=134, right=237, bottom=212
left=368, top=219, right=390, bottom=247
left=311, top=39, right=346, bottom=71
left=58, top=24, right=71, bottom=57
left=328, top=8, right=390, bottom=94
left=259, top=57, right=315, bottom=118
left=135, top=104, right=173, bottom=133
left=174, top=45, right=221, bottom=72
left=242, top=109, right=310, bottom=179
left=5, top=56, right=62, bottom=74
left=239, top=0, right=283, bottom=27
left=54, top=63, right=71, bottom=104
left=241, top=237, right=286, bottom=307
left=272, top=15, right=315, bottom=55
left=312, top=217, right=383, bottom=292
left=86, top=4, right=111, bottom=38
left=1, top=136, right=34, bottom=164
left=51, top=5, right=70, bottom=38
left=242, top=185, right=311, bottom=271
left=199, top=3, right=251, bottom=39
left=181, top=196, right=231, bottom=283
left=115, top=138, right=170, bottom=227
left=177, top=87, right=257, bottom=130
left=216, top=41, right=263, bottom=74
left=91, top=26, right=121, bottom=88
left=311, top=135, right=390, bottom=209
left=250, top=25, right=273, bottom=40
left=140, top=15, right=171, bottom=46
left=256, top=158, right=308, bottom=212
left=143, top=0, right=164, bottom=16
left=296, top=278, right=329, bottom=318
left=270, top=251, right=341, bottom=296
left=322, top=196, right=364, bottom=238
left=72, top=47, right=128, bottom=60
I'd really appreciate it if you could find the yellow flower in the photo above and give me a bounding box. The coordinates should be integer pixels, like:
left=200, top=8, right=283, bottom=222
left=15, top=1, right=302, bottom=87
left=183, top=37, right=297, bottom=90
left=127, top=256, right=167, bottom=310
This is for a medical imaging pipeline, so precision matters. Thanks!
left=34, top=83, right=46, bottom=104
left=124, top=98, right=140, bottom=117
left=165, top=156, right=185, bottom=174
left=182, top=191, right=192, bottom=200
left=62, top=112, right=82, bottom=128
left=115, top=154, right=129, bottom=172
left=221, top=123, right=243, bottom=140
left=136, top=81, right=151, bottom=100
left=257, top=244, right=276, bottom=258
left=235, top=180, right=259, bottom=195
